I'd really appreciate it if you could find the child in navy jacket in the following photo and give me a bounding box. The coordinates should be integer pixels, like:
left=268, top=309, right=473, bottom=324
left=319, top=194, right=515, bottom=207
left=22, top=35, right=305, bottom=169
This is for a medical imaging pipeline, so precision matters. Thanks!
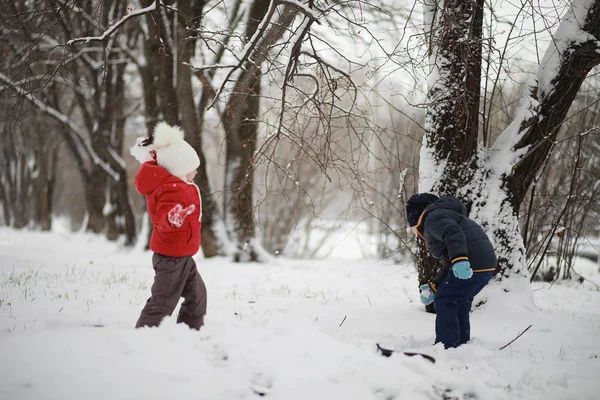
left=406, top=193, right=496, bottom=348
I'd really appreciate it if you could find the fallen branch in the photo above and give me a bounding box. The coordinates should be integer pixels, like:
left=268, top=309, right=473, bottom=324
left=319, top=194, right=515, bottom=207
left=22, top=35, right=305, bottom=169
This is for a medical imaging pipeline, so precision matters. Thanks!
left=338, top=315, right=347, bottom=327
left=498, top=325, right=533, bottom=350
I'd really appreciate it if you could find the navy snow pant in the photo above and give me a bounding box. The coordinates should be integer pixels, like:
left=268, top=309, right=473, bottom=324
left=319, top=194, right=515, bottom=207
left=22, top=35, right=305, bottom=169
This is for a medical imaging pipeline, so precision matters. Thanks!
left=434, top=269, right=493, bottom=348
left=136, top=253, right=207, bottom=330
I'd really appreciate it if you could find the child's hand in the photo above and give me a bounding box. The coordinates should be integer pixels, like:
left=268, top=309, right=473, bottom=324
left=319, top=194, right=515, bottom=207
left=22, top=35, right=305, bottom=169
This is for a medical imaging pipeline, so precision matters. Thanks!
left=130, top=137, right=156, bottom=163
left=168, top=204, right=196, bottom=227
left=452, top=260, right=473, bottom=279
left=419, top=284, right=435, bottom=305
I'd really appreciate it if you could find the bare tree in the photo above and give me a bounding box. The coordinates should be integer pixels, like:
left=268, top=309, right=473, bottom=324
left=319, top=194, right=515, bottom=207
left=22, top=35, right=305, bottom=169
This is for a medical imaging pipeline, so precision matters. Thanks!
left=58, top=0, right=411, bottom=262
left=1, top=0, right=138, bottom=244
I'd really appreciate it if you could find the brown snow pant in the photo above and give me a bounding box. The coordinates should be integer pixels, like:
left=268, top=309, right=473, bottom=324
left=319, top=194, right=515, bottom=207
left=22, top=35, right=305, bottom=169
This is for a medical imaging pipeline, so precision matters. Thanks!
left=136, top=253, right=207, bottom=330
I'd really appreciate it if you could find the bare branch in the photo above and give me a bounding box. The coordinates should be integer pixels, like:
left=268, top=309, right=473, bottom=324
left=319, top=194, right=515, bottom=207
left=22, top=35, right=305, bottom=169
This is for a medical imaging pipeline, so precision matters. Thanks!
left=66, top=1, right=158, bottom=45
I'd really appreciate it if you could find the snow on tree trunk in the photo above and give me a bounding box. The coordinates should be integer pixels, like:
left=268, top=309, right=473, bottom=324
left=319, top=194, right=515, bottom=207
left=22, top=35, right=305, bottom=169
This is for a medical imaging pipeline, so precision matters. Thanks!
left=461, top=151, right=533, bottom=306
left=420, top=0, right=483, bottom=195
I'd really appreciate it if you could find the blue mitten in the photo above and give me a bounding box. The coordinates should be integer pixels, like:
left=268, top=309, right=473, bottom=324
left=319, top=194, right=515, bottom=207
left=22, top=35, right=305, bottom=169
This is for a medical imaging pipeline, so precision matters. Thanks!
left=452, top=260, right=473, bottom=279
left=419, top=284, right=435, bottom=305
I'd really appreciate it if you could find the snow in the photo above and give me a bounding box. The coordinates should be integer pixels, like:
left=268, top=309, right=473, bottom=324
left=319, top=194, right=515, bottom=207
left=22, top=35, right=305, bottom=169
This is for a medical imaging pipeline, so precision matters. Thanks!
left=491, top=78, right=539, bottom=156
left=1, top=228, right=600, bottom=399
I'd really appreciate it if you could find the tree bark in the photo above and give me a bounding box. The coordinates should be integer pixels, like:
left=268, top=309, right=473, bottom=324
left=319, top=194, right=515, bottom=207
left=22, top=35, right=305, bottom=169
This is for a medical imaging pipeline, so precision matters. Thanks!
left=423, top=0, right=484, bottom=195
left=175, top=0, right=221, bottom=257
left=83, top=169, right=108, bottom=234
left=31, top=128, right=58, bottom=231
left=418, top=0, right=484, bottom=284
left=221, top=0, right=272, bottom=261
left=223, top=67, right=262, bottom=261
left=196, top=82, right=222, bottom=257
left=142, top=0, right=179, bottom=126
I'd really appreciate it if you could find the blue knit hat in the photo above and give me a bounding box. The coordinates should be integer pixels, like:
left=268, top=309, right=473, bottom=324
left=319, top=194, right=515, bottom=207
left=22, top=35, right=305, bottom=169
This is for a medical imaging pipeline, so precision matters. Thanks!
left=406, top=193, right=439, bottom=227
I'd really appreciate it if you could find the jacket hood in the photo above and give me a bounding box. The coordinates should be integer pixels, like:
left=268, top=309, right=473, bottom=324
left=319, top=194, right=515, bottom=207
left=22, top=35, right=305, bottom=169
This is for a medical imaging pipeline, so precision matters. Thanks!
left=135, top=161, right=175, bottom=195
left=427, top=196, right=468, bottom=216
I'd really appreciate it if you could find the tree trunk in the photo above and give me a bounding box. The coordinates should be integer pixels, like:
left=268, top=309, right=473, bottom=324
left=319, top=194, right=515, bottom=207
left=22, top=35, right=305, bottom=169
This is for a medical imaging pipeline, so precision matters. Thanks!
left=490, top=0, right=600, bottom=276
left=221, top=0, right=272, bottom=261
left=139, top=61, right=159, bottom=250
left=417, top=241, right=441, bottom=313
left=196, top=83, right=222, bottom=258
left=142, top=0, right=179, bottom=126
left=175, top=0, right=221, bottom=257
left=1, top=145, right=31, bottom=229
left=421, top=0, right=483, bottom=194
left=0, top=145, right=14, bottom=226
left=109, top=59, right=137, bottom=245
left=32, top=135, right=57, bottom=231
left=139, top=0, right=180, bottom=250
left=0, top=186, right=9, bottom=225
left=223, top=68, right=261, bottom=261
left=418, top=0, right=485, bottom=282
left=83, top=169, right=107, bottom=234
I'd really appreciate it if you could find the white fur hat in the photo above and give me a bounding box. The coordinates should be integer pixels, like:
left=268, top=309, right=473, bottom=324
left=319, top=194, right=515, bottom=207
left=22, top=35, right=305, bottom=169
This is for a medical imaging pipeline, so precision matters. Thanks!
left=153, top=122, right=200, bottom=179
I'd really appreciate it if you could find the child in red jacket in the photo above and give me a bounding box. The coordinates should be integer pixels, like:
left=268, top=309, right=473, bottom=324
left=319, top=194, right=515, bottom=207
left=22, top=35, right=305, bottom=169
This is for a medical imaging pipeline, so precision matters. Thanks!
left=131, top=122, right=207, bottom=330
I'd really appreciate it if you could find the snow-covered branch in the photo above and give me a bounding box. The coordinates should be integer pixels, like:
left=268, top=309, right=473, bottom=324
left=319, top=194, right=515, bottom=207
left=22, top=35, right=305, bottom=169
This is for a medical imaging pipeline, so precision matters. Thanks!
left=485, top=0, right=600, bottom=212
left=66, top=1, right=158, bottom=45
left=183, top=62, right=239, bottom=73
left=537, top=0, right=600, bottom=100
left=67, top=4, right=146, bottom=67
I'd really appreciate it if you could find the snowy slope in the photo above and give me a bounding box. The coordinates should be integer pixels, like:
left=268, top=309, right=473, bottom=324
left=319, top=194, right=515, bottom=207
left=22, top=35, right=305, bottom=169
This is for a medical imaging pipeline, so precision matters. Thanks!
left=0, top=227, right=599, bottom=399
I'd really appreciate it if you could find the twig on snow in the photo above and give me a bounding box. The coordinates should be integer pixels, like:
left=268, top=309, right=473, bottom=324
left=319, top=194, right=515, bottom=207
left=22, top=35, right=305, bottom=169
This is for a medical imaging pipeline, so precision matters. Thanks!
left=499, top=325, right=533, bottom=350
left=339, top=315, right=347, bottom=327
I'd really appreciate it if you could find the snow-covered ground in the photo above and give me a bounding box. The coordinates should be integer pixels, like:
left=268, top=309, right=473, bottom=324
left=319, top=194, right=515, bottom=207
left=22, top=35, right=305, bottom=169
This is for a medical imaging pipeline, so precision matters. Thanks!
left=0, top=227, right=599, bottom=400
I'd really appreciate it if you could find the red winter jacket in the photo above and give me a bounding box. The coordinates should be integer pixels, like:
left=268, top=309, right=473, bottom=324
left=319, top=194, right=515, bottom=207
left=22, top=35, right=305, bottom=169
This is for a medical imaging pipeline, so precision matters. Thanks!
left=135, top=161, right=202, bottom=257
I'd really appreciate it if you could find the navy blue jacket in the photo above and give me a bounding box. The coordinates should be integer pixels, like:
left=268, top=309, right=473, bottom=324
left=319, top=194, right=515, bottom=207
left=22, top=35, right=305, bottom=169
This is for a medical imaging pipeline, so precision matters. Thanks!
left=415, top=196, right=497, bottom=290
